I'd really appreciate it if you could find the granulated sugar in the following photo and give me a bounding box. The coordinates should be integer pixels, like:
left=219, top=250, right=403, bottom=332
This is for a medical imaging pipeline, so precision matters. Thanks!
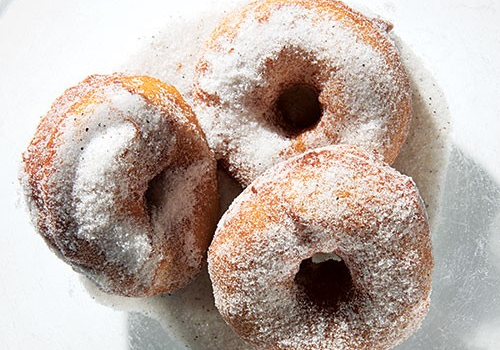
left=192, top=2, right=412, bottom=185
left=125, top=6, right=450, bottom=229
left=97, top=2, right=452, bottom=349
left=208, top=145, right=433, bottom=350
left=21, top=74, right=219, bottom=297
left=392, top=35, right=451, bottom=229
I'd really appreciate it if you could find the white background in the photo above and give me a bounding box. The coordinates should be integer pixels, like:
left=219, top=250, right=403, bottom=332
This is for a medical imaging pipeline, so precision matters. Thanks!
left=1, top=0, right=499, bottom=349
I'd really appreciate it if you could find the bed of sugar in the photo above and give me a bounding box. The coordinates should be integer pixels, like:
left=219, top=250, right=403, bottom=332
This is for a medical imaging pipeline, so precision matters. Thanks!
left=82, top=4, right=451, bottom=350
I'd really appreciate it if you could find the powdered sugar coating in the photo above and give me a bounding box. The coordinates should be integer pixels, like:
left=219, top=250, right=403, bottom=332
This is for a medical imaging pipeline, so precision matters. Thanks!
left=194, top=0, right=412, bottom=186
left=21, top=74, right=219, bottom=297
left=208, top=145, right=432, bottom=350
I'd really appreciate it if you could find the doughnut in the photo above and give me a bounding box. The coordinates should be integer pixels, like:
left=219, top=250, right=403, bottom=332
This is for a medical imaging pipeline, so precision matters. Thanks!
left=193, top=0, right=412, bottom=186
left=21, top=73, right=219, bottom=297
left=208, top=145, right=432, bottom=350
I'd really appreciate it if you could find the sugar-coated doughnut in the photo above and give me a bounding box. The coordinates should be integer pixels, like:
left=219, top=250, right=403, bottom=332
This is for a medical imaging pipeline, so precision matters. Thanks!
left=208, top=145, right=432, bottom=350
left=21, top=74, right=219, bottom=297
left=194, top=0, right=412, bottom=186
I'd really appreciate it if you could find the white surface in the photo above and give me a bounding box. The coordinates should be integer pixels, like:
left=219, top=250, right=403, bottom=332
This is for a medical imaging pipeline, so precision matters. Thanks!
left=1, top=0, right=499, bottom=349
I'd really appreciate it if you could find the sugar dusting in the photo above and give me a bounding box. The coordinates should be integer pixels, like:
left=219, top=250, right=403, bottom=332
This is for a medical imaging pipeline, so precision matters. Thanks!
left=21, top=75, right=218, bottom=296
left=44, top=85, right=181, bottom=290
left=149, top=159, right=213, bottom=270
left=84, top=268, right=253, bottom=350
left=208, top=145, right=433, bottom=350
left=125, top=0, right=450, bottom=230
left=84, top=166, right=250, bottom=350
left=68, top=91, right=157, bottom=277
left=102, top=2, right=450, bottom=349
left=392, top=36, right=451, bottom=229
left=192, top=2, right=411, bottom=185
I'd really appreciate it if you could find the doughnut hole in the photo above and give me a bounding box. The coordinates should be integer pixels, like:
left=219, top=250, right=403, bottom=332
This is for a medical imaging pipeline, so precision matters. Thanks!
left=275, top=84, right=322, bottom=135
left=144, top=169, right=168, bottom=216
left=295, top=253, right=354, bottom=309
left=250, top=46, right=328, bottom=137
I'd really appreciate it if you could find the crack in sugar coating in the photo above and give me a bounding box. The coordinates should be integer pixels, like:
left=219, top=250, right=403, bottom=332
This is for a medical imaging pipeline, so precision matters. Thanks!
left=208, top=145, right=432, bottom=350
left=194, top=0, right=412, bottom=186
left=21, top=74, right=219, bottom=297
